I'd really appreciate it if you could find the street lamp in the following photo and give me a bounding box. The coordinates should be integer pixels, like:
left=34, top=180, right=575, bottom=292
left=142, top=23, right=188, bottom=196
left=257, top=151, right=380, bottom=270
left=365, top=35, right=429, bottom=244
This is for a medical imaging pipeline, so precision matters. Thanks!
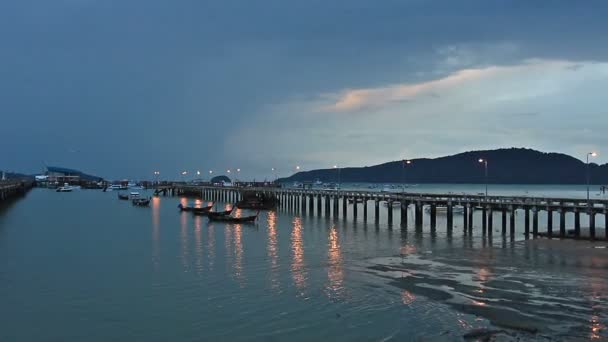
left=333, top=165, right=340, bottom=189
left=402, top=160, right=412, bottom=192
left=153, top=171, right=160, bottom=184
left=478, top=159, right=488, bottom=197
left=587, top=152, right=598, bottom=204
left=181, top=171, right=188, bottom=183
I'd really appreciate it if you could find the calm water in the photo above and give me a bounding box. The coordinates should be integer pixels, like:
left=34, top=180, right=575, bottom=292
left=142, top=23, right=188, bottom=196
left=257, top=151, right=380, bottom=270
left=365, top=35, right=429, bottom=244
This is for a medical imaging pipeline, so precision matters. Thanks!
left=1, top=187, right=607, bottom=341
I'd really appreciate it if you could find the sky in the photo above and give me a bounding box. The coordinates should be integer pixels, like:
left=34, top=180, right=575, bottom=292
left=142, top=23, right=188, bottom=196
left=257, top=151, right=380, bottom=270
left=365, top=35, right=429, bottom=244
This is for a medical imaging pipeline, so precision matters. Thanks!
left=1, top=0, right=608, bottom=180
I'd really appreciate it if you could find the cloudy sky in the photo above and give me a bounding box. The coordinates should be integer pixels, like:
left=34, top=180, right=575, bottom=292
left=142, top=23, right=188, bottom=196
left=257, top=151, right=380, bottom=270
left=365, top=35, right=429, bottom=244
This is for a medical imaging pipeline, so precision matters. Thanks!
left=2, top=0, right=607, bottom=180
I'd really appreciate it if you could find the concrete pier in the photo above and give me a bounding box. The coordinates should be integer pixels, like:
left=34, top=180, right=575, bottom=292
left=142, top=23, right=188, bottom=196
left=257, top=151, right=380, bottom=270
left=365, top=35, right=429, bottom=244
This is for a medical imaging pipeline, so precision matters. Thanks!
left=164, top=185, right=608, bottom=241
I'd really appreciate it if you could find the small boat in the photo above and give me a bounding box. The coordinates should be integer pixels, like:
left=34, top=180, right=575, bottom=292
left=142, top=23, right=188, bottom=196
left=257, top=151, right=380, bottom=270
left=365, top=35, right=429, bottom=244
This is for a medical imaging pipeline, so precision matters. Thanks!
left=118, top=193, right=129, bottom=200
left=196, top=208, right=234, bottom=217
left=178, top=203, right=213, bottom=213
left=314, top=179, right=323, bottom=186
left=56, top=183, right=74, bottom=192
left=129, top=192, right=140, bottom=199
left=109, top=184, right=128, bottom=191
left=208, top=211, right=259, bottom=223
left=132, top=198, right=150, bottom=206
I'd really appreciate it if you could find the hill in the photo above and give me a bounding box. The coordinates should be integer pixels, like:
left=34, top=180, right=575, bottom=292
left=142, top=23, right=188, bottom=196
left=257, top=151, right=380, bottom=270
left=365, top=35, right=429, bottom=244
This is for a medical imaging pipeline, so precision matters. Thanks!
left=280, top=148, right=608, bottom=184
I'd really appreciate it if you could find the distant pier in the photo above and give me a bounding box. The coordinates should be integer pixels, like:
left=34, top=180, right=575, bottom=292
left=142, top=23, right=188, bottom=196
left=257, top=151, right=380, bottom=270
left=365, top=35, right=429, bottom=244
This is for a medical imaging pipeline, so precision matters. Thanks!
left=0, top=180, right=34, bottom=202
left=158, top=184, right=608, bottom=241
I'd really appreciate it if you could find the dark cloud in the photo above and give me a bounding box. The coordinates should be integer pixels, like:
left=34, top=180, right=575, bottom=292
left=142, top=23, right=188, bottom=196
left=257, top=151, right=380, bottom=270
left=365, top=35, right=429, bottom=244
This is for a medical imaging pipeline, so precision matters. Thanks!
left=1, top=0, right=607, bottom=178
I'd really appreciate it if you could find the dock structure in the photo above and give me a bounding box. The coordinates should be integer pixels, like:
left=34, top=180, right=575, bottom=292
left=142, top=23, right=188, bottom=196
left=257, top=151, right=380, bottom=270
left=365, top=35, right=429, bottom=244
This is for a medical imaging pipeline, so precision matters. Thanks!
left=0, top=180, right=34, bottom=202
left=157, top=184, right=608, bottom=241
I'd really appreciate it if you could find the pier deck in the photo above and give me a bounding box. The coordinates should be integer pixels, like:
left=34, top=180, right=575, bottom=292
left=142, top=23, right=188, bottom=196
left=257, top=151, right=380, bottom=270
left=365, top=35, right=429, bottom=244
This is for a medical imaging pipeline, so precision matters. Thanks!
left=159, top=184, right=608, bottom=241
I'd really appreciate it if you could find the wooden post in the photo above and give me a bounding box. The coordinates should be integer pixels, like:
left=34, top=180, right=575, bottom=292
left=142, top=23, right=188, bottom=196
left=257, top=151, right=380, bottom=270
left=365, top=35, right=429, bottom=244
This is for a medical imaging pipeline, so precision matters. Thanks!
left=430, top=204, right=436, bottom=229
left=401, top=201, right=408, bottom=228
left=560, top=210, right=566, bottom=237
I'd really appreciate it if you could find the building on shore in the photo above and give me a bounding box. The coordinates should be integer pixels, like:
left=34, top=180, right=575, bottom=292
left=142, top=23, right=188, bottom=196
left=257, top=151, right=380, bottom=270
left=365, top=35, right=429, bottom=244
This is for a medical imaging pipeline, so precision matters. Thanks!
left=42, top=166, right=104, bottom=188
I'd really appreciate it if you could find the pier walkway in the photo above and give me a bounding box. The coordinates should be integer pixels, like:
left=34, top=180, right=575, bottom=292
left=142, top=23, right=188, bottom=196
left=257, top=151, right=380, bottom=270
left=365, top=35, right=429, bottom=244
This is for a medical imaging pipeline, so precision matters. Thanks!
left=0, top=180, right=34, bottom=202
left=158, top=184, right=608, bottom=240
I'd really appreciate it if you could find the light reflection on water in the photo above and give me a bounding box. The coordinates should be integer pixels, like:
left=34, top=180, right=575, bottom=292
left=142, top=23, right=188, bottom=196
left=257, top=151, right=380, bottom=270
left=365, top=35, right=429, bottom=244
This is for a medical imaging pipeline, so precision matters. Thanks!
left=291, top=217, right=306, bottom=293
left=1, top=189, right=607, bottom=341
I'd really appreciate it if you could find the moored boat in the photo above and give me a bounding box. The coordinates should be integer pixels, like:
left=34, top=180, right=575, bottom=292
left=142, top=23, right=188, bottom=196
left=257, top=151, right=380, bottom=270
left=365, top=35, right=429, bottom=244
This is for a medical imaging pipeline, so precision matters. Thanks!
left=56, top=183, right=74, bottom=192
left=132, top=198, right=151, bottom=206
left=208, top=211, right=259, bottom=223
left=178, top=203, right=213, bottom=213
left=118, top=193, right=129, bottom=200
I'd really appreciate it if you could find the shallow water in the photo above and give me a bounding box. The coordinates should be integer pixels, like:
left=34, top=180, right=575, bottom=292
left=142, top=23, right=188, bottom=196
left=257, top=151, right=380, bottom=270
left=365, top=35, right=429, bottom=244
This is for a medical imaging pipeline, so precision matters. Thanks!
left=0, top=188, right=607, bottom=341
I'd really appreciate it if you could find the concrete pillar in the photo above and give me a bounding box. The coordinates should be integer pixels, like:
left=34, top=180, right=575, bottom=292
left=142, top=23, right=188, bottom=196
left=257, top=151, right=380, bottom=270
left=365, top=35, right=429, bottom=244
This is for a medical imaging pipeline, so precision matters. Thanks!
left=301, top=195, right=306, bottom=213
left=309, top=195, right=314, bottom=213
left=547, top=209, right=553, bottom=237
left=430, top=204, right=437, bottom=229
left=501, top=209, right=507, bottom=235
left=605, top=210, right=608, bottom=240
left=533, top=207, right=539, bottom=236
left=353, top=198, right=358, bottom=219
left=482, top=207, right=487, bottom=233
left=333, top=196, right=339, bottom=217
left=468, top=205, right=473, bottom=230
left=559, top=210, right=566, bottom=237
left=590, top=211, right=596, bottom=240
left=342, top=196, right=347, bottom=218
left=325, top=195, right=330, bottom=216
left=525, top=208, right=530, bottom=235
left=447, top=203, right=453, bottom=231
left=387, top=202, right=393, bottom=226
left=463, top=205, right=468, bottom=229
left=317, top=195, right=322, bottom=215
left=574, top=210, right=581, bottom=237
left=416, top=202, right=424, bottom=228
left=487, top=208, right=493, bottom=233
left=401, top=201, right=408, bottom=228
left=374, top=200, right=380, bottom=223
left=510, top=208, right=516, bottom=236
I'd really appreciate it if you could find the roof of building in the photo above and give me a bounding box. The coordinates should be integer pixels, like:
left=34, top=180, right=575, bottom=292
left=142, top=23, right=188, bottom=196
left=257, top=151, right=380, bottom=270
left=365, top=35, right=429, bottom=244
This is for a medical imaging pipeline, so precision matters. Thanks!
left=46, top=166, right=103, bottom=181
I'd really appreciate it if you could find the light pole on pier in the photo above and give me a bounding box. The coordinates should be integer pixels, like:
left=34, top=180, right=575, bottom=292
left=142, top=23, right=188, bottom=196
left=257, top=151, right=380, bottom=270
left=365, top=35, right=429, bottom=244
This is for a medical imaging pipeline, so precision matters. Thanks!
left=153, top=171, right=160, bottom=185
left=333, top=165, right=340, bottom=189
left=587, top=152, right=597, bottom=205
left=402, top=160, right=411, bottom=193
left=271, top=168, right=277, bottom=183
left=181, top=171, right=188, bottom=183
left=478, top=159, right=488, bottom=197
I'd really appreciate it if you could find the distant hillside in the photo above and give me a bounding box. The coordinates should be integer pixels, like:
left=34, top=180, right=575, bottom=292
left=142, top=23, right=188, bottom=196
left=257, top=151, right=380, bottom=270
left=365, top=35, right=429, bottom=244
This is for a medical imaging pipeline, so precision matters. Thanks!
left=280, top=148, right=608, bottom=184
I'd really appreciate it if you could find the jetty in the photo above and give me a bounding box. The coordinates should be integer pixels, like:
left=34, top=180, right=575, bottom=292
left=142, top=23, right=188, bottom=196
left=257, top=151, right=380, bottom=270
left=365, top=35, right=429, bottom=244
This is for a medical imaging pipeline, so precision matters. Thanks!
left=157, top=184, right=608, bottom=241
left=0, top=180, right=34, bottom=202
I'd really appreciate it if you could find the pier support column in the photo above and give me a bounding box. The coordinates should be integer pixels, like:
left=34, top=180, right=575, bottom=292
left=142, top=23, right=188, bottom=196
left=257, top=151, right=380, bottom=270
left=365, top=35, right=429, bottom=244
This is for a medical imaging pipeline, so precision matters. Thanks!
left=525, top=208, right=530, bottom=236
left=387, top=202, right=393, bottom=226
left=533, top=207, right=539, bottom=236
left=415, top=202, right=423, bottom=228
left=447, top=203, right=453, bottom=232
left=605, top=210, right=608, bottom=240
left=559, top=210, right=566, bottom=237
left=487, top=208, right=493, bottom=233
left=301, top=195, right=306, bottom=213
left=463, top=205, right=468, bottom=229
left=590, top=211, right=596, bottom=240
left=501, top=209, right=507, bottom=235
left=353, top=198, right=358, bottom=219
left=574, top=210, right=581, bottom=237
left=342, top=196, right=347, bottom=218
left=309, top=195, right=314, bottom=214
left=400, top=201, right=408, bottom=228
left=547, top=209, right=553, bottom=237
left=325, top=195, right=330, bottom=217
left=374, top=200, right=380, bottom=223
left=363, top=198, right=368, bottom=222
left=317, top=195, right=322, bottom=215
left=482, top=207, right=487, bottom=233
left=468, top=205, right=473, bottom=230
left=430, top=204, right=436, bottom=229
left=510, top=208, right=516, bottom=236
left=333, top=196, right=339, bottom=217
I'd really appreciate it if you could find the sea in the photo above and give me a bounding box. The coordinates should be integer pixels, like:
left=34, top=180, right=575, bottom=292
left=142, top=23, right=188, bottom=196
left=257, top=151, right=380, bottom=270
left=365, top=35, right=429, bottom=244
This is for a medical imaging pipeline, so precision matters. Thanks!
left=0, top=184, right=607, bottom=341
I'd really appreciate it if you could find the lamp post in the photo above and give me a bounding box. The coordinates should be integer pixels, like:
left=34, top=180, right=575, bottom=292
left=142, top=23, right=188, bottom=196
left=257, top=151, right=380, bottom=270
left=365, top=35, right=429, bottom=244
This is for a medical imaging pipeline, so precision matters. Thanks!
left=333, top=165, right=340, bottom=189
left=587, top=152, right=598, bottom=205
left=402, top=160, right=411, bottom=193
left=181, top=171, right=188, bottom=183
left=153, top=171, right=160, bottom=185
left=271, top=168, right=276, bottom=183
left=236, top=168, right=241, bottom=185
left=478, top=159, right=488, bottom=197
left=208, top=170, right=213, bottom=183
